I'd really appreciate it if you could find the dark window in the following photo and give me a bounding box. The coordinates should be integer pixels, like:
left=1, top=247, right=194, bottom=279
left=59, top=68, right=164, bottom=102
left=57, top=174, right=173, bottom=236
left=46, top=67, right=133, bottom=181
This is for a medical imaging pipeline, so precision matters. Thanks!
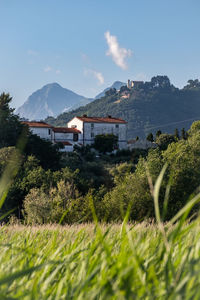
left=91, top=123, right=94, bottom=129
left=91, top=132, right=94, bottom=138
left=73, top=133, right=78, bottom=141
left=115, top=124, right=119, bottom=128
left=48, top=129, right=51, bottom=135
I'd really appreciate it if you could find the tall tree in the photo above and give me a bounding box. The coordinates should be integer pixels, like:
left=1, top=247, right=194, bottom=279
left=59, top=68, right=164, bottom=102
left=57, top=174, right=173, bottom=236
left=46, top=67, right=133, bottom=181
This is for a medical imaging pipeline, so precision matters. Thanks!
left=156, top=130, right=162, bottom=139
left=146, top=133, right=154, bottom=142
left=94, top=134, right=118, bottom=154
left=0, top=93, right=24, bottom=148
left=181, top=128, right=187, bottom=140
left=174, top=128, right=180, bottom=140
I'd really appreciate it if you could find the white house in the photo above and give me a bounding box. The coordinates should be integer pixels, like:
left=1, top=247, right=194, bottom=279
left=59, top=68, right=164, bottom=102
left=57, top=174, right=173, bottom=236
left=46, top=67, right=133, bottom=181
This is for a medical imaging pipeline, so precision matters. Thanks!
left=68, top=115, right=127, bottom=150
left=53, top=127, right=81, bottom=152
left=22, top=121, right=54, bottom=141
left=22, top=115, right=128, bottom=151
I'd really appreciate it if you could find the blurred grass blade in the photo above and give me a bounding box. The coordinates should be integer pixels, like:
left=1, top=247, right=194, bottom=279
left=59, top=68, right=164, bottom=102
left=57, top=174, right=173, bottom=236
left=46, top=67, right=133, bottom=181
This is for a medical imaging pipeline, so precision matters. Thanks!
left=154, top=164, right=168, bottom=223
left=169, top=192, right=200, bottom=225
left=0, top=264, right=46, bottom=286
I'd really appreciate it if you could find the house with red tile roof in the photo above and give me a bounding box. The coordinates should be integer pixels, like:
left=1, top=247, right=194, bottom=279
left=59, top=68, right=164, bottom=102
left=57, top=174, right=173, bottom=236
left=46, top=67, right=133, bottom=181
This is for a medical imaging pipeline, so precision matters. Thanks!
left=22, top=121, right=53, bottom=141
left=23, top=115, right=127, bottom=151
left=53, top=127, right=81, bottom=152
left=67, top=115, right=127, bottom=149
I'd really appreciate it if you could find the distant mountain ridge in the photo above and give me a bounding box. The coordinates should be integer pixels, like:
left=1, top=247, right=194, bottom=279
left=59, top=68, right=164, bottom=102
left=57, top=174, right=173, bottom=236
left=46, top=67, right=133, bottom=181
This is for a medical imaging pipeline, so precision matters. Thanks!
left=16, top=83, right=92, bottom=120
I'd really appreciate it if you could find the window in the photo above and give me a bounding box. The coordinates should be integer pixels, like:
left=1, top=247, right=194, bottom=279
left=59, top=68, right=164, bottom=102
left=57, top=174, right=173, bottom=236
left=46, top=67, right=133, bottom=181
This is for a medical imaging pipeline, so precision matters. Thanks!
left=91, top=132, right=94, bottom=138
left=115, top=124, right=119, bottom=129
left=73, top=133, right=78, bottom=141
left=91, top=123, right=94, bottom=129
left=48, top=129, right=51, bottom=135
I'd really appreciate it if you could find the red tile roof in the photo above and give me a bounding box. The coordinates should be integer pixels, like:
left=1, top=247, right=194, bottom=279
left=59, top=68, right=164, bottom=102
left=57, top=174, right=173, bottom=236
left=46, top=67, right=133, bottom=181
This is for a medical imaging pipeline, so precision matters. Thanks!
left=53, top=127, right=81, bottom=133
left=76, top=116, right=127, bottom=124
left=56, top=141, right=72, bottom=146
left=22, top=121, right=53, bottom=128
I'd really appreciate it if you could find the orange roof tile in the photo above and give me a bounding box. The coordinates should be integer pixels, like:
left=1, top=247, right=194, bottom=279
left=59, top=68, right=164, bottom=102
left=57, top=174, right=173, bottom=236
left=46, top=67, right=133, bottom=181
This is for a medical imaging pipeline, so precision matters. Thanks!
left=57, top=141, right=72, bottom=146
left=22, top=121, right=53, bottom=128
left=76, top=116, right=127, bottom=124
left=53, top=127, right=81, bottom=133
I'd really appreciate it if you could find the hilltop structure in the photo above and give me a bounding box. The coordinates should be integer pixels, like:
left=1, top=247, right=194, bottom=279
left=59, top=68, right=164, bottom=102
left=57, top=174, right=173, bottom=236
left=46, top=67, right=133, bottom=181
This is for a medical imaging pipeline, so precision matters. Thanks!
left=127, top=79, right=144, bottom=89
left=23, top=115, right=127, bottom=152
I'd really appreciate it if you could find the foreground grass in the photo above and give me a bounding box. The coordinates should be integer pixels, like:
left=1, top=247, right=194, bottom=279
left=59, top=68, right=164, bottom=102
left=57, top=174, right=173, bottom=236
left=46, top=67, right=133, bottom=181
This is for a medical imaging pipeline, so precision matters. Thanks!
left=0, top=222, right=200, bottom=299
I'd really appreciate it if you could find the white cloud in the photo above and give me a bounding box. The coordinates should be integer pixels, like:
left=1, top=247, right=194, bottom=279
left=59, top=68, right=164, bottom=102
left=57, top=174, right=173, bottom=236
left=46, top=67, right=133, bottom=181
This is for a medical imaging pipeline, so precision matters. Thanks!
left=104, top=31, right=132, bottom=70
left=28, top=50, right=38, bottom=56
left=84, top=69, right=104, bottom=85
left=44, top=66, right=52, bottom=72
left=81, top=53, right=89, bottom=62
left=56, top=69, right=61, bottom=74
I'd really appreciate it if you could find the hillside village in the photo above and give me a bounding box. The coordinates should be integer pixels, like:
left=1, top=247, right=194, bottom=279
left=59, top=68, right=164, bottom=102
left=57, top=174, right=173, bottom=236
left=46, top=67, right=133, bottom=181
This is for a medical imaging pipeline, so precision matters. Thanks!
left=23, top=115, right=128, bottom=152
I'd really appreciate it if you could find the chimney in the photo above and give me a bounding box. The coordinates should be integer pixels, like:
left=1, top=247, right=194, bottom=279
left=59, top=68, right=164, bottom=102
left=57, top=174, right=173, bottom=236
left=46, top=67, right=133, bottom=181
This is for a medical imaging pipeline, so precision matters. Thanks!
left=83, top=114, right=87, bottom=117
left=108, top=115, right=112, bottom=118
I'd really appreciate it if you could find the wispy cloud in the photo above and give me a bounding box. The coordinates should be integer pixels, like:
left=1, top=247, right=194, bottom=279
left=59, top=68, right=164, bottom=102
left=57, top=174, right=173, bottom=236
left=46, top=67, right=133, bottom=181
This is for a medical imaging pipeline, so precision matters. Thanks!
left=81, top=53, right=89, bottom=62
left=44, top=66, right=52, bottom=72
left=104, top=31, right=132, bottom=70
left=28, top=49, right=38, bottom=56
left=56, top=69, right=61, bottom=74
left=84, top=69, right=104, bottom=85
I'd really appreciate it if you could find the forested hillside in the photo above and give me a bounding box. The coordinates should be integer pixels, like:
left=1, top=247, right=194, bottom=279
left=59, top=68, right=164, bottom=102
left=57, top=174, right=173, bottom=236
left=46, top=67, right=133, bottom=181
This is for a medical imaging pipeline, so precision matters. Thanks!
left=46, top=77, right=200, bottom=138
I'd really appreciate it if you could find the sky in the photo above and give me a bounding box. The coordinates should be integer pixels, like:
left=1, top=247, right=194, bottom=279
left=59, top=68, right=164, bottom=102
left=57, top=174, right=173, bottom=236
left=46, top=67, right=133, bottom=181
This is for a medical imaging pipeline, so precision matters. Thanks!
left=0, top=0, right=200, bottom=109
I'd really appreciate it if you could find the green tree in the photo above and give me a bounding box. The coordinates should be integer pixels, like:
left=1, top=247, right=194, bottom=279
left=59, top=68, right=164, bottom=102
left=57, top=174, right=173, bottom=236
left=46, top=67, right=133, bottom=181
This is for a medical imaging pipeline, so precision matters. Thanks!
left=0, top=93, right=24, bottom=148
left=156, top=133, right=176, bottom=150
left=181, top=128, right=187, bottom=140
left=150, top=76, right=171, bottom=89
left=188, top=121, right=200, bottom=135
left=174, top=128, right=180, bottom=140
left=146, top=133, right=154, bottom=142
left=120, top=86, right=129, bottom=93
left=24, top=133, right=62, bottom=170
left=94, top=134, right=118, bottom=154
left=156, top=130, right=162, bottom=139
left=184, top=79, right=200, bottom=90
left=105, top=88, right=117, bottom=96
left=103, top=149, right=163, bottom=221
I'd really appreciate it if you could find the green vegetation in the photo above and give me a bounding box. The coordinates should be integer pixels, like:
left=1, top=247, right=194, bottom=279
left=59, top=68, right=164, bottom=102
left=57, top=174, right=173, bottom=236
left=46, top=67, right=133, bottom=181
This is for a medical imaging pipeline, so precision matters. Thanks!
left=46, top=76, right=200, bottom=138
left=2, top=89, right=200, bottom=298
left=1, top=220, right=200, bottom=298
left=94, top=134, right=118, bottom=153
left=2, top=91, right=200, bottom=224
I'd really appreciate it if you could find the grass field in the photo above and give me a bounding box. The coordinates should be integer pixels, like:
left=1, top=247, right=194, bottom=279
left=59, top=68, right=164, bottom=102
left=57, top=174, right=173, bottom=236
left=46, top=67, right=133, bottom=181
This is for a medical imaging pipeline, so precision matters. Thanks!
left=0, top=221, right=200, bottom=299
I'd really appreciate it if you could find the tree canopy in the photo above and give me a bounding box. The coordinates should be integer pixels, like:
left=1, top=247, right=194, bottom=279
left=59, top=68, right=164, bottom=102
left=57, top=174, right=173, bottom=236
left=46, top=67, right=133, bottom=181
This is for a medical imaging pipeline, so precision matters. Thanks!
left=0, top=93, right=24, bottom=148
left=94, top=134, right=118, bottom=153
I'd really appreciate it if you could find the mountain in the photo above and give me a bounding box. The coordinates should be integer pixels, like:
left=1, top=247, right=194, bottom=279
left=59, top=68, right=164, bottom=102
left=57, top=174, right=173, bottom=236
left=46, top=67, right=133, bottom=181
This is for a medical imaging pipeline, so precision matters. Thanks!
left=16, top=83, right=92, bottom=120
left=95, top=81, right=126, bottom=99
left=45, top=77, right=200, bottom=139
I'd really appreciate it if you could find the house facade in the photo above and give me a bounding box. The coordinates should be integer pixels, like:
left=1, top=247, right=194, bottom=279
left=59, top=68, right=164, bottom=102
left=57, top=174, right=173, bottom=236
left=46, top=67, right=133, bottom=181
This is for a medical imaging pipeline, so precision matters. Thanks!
left=53, top=127, right=81, bottom=152
left=68, top=115, right=127, bottom=150
left=23, top=115, right=127, bottom=151
left=22, top=121, right=54, bottom=141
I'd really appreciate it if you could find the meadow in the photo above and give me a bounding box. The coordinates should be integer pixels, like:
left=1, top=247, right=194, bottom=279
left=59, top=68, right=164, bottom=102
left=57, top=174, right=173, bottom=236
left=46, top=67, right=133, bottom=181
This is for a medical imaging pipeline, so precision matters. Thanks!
left=0, top=219, right=200, bottom=299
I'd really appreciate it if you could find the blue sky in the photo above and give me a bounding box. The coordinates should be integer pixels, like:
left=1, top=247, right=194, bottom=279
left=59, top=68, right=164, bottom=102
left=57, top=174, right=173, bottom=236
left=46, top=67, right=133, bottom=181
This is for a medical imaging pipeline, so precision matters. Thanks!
left=1, top=0, right=200, bottom=108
